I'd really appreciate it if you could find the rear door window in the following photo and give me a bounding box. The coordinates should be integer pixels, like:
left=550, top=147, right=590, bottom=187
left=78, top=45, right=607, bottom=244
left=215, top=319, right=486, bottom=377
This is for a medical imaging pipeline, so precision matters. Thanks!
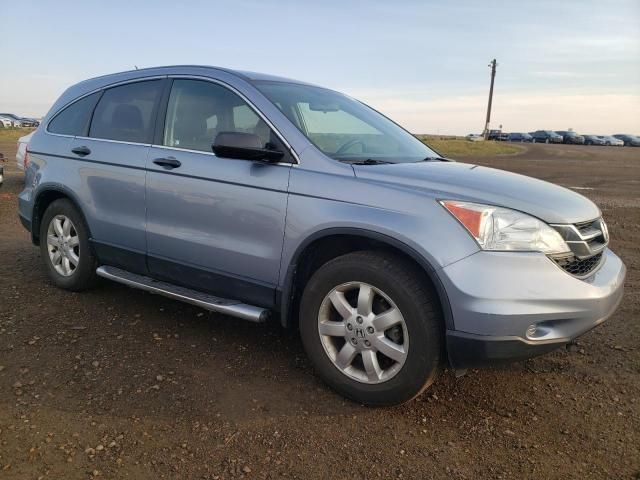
left=48, top=92, right=101, bottom=136
left=89, top=80, right=163, bottom=143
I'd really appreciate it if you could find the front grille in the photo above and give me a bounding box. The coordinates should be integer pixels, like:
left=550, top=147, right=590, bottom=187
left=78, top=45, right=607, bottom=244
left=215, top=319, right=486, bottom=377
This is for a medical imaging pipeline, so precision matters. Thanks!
left=550, top=218, right=608, bottom=278
left=552, top=252, right=603, bottom=277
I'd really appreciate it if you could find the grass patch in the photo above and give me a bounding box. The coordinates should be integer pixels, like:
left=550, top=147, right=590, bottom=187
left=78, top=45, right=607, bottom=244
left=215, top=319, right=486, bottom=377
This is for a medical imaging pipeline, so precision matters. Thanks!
left=0, top=127, right=35, bottom=141
left=417, top=136, right=524, bottom=158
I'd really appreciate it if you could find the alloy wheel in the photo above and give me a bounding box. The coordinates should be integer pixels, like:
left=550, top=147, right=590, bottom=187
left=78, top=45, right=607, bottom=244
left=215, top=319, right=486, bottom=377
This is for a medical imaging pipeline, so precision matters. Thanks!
left=317, top=281, right=409, bottom=384
left=46, top=215, right=80, bottom=277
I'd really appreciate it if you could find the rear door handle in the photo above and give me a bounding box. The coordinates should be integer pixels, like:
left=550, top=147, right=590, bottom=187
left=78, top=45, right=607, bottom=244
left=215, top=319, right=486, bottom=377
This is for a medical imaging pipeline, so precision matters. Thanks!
left=153, top=157, right=182, bottom=169
left=71, top=146, right=91, bottom=156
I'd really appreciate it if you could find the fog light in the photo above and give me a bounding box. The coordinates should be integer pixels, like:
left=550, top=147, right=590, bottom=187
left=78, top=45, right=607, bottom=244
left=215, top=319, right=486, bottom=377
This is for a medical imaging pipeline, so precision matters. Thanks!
left=526, top=324, right=537, bottom=338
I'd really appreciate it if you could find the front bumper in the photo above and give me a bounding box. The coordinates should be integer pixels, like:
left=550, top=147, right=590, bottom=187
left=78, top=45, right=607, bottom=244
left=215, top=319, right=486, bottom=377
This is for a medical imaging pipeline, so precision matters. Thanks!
left=441, top=249, right=626, bottom=369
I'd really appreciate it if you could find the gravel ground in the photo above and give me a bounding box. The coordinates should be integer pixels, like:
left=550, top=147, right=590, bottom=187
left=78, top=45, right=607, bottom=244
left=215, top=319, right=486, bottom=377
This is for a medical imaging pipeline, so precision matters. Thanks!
left=0, top=140, right=638, bottom=479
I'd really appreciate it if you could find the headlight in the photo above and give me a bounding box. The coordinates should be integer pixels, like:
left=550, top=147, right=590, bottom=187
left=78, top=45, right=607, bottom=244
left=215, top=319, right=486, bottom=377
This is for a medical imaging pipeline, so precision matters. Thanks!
left=440, top=201, right=571, bottom=255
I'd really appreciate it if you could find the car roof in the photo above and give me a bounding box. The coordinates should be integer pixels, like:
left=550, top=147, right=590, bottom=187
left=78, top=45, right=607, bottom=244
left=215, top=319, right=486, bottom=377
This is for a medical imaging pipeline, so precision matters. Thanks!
left=77, top=65, right=314, bottom=87
left=46, top=65, right=321, bottom=122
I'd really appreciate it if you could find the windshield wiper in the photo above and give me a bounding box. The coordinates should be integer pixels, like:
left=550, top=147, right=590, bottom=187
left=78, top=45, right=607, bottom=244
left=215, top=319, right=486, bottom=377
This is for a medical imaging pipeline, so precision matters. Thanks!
left=347, top=159, right=393, bottom=165
left=418, top=156, right=448, bottom=162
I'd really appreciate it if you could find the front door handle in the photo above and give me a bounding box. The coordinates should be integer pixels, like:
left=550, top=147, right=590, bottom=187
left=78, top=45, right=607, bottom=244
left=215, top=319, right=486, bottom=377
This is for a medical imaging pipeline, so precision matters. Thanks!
left=71, top=146, right=91, bottom=157
left=153, top=157, right=182, bottom=170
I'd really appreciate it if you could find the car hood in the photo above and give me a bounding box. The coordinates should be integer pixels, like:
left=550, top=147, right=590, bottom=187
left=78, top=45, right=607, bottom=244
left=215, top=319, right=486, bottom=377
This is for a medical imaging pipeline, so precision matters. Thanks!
left=353, top=161, right=600, bottom=224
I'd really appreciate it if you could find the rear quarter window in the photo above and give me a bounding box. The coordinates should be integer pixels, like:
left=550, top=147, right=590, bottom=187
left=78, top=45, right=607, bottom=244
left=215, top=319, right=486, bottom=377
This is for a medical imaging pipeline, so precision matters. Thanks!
left=48, top=92, right=101, bottom=136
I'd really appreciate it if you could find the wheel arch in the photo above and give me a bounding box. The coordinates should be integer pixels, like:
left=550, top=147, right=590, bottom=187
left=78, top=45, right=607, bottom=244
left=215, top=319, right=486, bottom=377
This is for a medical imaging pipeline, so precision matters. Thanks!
left=278, top=227, right=453, bottom=331
left=31, top=185, right=91, bottom=245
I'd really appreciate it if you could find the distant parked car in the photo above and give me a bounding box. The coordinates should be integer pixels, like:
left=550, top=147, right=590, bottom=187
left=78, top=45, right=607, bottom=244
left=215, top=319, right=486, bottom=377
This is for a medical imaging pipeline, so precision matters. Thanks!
left=466, top=133, right=484, bottom=142
left=508, top=132, right=533, bottom=142
left=0, top=113, right=39, bottom=127
left=613, top=134, right=640, bottom=147
left=16, top=132, right=34, bottom=172
left=583, top=135, right=606, bottom=146
left=0, top=117, right=14, bottom=128
left=530, top=130, right=563, bottom=144
left=555, top=131, right=585, bottom=145
left=600, top=135, right=624, bottom=147
left=487, top=129, right=508, bottom=141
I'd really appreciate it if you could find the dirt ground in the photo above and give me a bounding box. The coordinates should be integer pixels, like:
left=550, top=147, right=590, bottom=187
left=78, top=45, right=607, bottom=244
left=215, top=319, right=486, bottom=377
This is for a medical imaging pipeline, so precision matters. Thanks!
left=0, top=140, right=638, bottom=479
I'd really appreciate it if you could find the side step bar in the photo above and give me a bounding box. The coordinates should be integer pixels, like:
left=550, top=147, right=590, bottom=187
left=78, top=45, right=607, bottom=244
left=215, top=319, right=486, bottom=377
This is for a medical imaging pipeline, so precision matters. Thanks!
left=96, top=266, right=269, bottom=323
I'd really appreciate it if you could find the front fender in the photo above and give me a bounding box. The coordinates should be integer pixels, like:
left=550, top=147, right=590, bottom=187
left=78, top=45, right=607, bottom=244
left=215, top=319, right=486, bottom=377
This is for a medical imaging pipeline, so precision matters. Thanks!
left=278, top=226, right=457, bottom=331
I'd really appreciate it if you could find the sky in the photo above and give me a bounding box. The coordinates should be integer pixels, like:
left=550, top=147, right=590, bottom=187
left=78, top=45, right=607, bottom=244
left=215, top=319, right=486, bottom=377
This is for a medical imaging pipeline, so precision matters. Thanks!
left=1, top=0, right=639, bottom=135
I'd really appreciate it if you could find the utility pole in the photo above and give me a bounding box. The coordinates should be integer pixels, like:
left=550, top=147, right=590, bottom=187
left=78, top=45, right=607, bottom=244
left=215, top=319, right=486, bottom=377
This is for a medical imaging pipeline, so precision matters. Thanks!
left=483, top=59, right=497, bottom=139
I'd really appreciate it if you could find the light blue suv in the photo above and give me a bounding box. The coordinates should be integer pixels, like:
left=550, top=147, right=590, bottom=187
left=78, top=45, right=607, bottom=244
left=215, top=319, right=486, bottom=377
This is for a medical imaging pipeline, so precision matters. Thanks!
left=18, top=66, right=625, bottom=405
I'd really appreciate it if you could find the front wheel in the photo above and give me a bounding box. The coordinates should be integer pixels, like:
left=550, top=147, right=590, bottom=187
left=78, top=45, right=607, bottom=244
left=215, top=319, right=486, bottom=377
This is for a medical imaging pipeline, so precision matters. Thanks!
left=299, top=251, right=443, bottom=406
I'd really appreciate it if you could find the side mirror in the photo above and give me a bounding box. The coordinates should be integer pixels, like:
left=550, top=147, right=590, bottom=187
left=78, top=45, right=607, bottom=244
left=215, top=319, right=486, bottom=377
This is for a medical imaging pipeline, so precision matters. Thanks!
left=212, top=132, right=285, bottom=162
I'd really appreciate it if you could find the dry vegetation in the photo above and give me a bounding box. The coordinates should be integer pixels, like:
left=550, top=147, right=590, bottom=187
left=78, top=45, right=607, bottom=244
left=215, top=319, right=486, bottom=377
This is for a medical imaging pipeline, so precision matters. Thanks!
left=418, top=135, right=524, bottom=157
left=0, top=127, right=34, bottom=141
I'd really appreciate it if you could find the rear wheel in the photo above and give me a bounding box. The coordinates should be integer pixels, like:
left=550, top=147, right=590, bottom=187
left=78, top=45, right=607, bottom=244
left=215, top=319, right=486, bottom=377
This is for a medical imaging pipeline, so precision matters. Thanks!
left=39, top=199, right=97, bottom=291
left=299, top=251, right=442, bottom=406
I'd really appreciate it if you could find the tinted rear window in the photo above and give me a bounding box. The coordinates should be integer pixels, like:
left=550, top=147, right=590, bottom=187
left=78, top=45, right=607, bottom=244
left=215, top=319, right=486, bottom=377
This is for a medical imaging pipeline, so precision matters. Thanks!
left=89, top=80, right=162, bottom=143
left=48, top=92, right=101, bottom=136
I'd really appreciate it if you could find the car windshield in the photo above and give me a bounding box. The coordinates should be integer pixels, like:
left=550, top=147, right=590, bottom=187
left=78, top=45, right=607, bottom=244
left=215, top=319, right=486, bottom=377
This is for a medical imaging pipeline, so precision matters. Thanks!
left=254, top=81, right=438, bottom=163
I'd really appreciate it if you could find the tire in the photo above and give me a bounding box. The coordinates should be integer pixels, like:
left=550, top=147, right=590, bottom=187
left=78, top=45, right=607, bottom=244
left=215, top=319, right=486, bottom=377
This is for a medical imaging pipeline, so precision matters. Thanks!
left=532, top=138, right=536, bottom=143
left=299, top=251, right=443, bottom=406
left=39, top=199, right=97, bottom=291
left=545, top=138, right=550, bottom=144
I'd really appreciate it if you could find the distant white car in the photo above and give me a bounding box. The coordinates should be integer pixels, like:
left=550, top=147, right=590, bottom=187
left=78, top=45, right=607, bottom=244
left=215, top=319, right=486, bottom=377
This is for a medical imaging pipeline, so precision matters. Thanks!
left=466, top=133, right=484, bottom=142
left=0, top=117, right=14, bottom=128
left=16, top=131, right=34, bottom=172
left=601, top=135, right=625, bottom=147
